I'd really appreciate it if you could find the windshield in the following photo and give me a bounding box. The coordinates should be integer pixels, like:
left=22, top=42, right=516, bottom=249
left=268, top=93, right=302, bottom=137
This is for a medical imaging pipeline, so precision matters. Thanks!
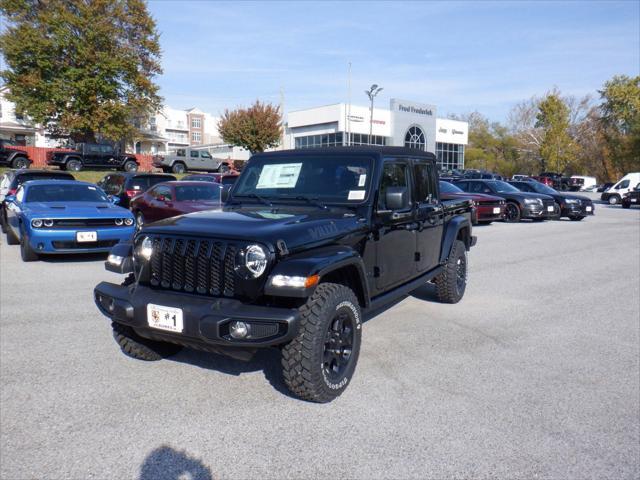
left=233, top=155, right=372, bottom=204
left=175, top=184, right=222, bottom=202
left=529, top=182, right=557, bottom=195
left=26, top=184, right=108, bottom=203
left=491, top=180, right=521, bottom=193
left=439, top=181, right=463, bottom=194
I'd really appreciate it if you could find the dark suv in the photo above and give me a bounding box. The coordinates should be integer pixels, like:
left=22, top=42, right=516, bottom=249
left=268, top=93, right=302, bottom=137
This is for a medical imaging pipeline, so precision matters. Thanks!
left=47, top=143, right=139, bottom=172
left=94, top=147, right=476, bottom=403
left=96, top=172, right=176, bottom=209
left=455, top=179, right=556, bottom=222
left=0, top=169, right=74, bottom=232
left=0, top=140, right=31, bottom=169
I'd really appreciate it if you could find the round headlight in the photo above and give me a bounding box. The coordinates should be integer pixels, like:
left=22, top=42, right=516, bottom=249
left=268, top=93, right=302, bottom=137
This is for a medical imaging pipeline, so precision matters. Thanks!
left=31, top=219, right=43, bottom=228
left=139, top=236, right=153, bottom=260
left=244, top=244, right=267, bottom=277
left=124, top=218, right=134, bottom=226
left=43, top=219, right=54, bottom=227
left=114, top=218, right=124, bottom=226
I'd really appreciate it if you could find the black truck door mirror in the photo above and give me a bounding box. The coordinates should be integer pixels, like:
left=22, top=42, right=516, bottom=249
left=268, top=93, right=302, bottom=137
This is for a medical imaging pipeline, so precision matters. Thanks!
left=385, top=186, right=408, bottom=210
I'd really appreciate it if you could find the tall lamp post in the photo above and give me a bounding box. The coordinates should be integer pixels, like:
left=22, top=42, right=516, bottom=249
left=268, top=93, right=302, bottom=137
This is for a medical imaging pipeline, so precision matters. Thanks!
left=365, top=84, right=383, bottom=145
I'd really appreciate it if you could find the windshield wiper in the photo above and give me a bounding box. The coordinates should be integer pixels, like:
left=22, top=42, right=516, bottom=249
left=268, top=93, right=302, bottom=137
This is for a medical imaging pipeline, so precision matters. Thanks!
left=234, top=193, right=273, bottom=206
left=293, top=195, right=328, bottom=210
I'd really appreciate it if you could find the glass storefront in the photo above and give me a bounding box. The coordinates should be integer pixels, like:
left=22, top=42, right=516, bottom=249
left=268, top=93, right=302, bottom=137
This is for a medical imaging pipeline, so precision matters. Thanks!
left=436, top=142, right=464, bottom=171
left=295, top=132, right=387, bottom=148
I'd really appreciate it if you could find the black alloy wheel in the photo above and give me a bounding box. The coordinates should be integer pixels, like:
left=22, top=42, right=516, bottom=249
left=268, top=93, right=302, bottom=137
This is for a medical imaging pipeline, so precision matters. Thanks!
left=455, top=252, right=467, bottom=298
left=504, top=203, right=521, bottom=222
left=323, top=310, right=355, bottom=384
left=66, top=159, right=82, bottom=172
left=12, top=157, right=28, bottom=169
left=123, top=160, right=138, bottom=172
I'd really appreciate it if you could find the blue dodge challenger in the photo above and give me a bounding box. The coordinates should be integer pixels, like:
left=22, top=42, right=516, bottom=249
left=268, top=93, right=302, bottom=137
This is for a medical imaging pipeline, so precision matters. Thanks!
left=4, top=180, right=135, bottom=261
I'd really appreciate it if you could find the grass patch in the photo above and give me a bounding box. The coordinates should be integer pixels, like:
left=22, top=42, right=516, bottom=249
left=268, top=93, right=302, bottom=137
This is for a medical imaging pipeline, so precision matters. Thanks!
left=0, top=167, right=186, bottom=185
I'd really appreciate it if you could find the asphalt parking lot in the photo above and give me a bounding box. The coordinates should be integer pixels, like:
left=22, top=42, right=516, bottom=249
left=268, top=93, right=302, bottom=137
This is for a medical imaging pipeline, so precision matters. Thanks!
left=1, top=195, right=639, bottom=480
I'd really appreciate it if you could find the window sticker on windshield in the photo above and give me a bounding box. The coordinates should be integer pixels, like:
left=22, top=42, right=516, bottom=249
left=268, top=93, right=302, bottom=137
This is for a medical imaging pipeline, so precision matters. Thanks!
left=256, top=163, right=302, bottom=189
left=358, top=174, right=366, bottom=187
left=348, top=190, right=365, bottom=200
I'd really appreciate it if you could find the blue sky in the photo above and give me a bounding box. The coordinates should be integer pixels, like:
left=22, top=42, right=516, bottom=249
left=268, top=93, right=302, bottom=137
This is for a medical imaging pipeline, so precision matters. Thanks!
left=149, top=0, right=639, bottom=121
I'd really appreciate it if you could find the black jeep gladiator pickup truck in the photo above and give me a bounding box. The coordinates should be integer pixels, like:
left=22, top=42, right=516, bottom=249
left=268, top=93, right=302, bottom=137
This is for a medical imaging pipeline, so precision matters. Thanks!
left=94, top=147, right=476, bottom=402
left=47, top=143, right=138, bottom=172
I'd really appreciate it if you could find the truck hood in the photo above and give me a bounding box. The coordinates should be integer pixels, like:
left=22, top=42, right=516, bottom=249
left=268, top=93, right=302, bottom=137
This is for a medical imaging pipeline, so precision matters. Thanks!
left=25, top=202, right=132, bottom=218
left=142, top=205, right=365, bottom=251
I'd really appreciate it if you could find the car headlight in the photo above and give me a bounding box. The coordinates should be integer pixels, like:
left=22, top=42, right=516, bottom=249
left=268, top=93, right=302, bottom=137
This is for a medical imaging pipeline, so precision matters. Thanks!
left=31, top=219, right=43, bottom=228
left=138, top=236, right=153, bottom=261
left=114, top=218, right=124, bottom=226
left=124, top=218, right=134, bottom=226
left=564, top=198, right=581, bottom=204
left=243, top=244, right=268, bottom=278
left=524, top=198, right=542, bottom=205
left=43, top=219, right=54, bottom=227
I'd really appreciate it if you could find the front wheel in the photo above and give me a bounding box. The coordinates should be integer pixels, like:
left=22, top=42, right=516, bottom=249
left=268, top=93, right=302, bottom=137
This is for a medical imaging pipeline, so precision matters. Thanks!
left=504, top=202, right=521, bottom=223
left=434, top=239, right=468, bottom=304
left=20, top=234, right=39, bottom=261
left=172, top=162, right=186, bottom=174
left=282, top=283, right=362, bottom=403
left=12, top=156, right=29, bottom=169
left=123, top=160, right=138, bottom=172
left=112, top=322, right=183, bottom=361
left=608, top=195, right=620, bottom=205
left=66, top=159, right=82, bottom=172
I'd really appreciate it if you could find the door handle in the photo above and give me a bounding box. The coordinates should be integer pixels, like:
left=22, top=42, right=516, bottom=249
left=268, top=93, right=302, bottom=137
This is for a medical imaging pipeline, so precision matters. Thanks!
left=391, top=211, right=412, bottom=220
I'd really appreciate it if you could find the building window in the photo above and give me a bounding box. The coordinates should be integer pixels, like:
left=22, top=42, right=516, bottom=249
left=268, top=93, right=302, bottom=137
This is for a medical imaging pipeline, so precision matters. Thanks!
left=192, top=132, right=201, bottom=143
left=348, top=133, right=386, bottom=146
left=295, top=132, right=344, bottom=149
left=191, top=117, right=201, bottom=129
left=436, top=142, right=465, bottom=171
left=404, top=126, right=425, bottom=149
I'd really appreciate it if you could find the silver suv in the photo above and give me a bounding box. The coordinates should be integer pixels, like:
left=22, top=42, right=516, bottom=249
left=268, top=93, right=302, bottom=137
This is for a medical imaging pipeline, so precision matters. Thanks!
left=152, top=147, right=231, bottom=174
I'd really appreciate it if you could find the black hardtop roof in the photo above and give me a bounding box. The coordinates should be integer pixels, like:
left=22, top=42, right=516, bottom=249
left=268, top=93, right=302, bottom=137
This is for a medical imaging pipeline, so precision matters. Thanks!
left=13, top=169, right=74, bottom=176
left=253, top=146, right=437, bottom=162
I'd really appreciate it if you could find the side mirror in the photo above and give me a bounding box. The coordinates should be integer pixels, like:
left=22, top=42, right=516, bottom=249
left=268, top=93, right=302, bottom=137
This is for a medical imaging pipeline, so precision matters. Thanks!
left=385, top=186, right=408, bottom=210
left=4, top=195, right=16, bottom=204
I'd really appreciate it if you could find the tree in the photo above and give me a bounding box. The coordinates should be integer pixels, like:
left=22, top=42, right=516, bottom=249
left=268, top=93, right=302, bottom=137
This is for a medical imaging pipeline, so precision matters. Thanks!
left=0, top=0, right=162, bottom=143
left=598, top=75, right=640, bottom=178
left=218, top=101, right=282, bottom=153
left=535, top=91, right=577, bottom=173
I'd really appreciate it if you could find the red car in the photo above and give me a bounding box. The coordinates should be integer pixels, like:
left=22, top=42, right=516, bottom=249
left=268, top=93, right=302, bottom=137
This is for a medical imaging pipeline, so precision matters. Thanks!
left=439, top=180, right=505, bottom=224
left=129, top=181, right=223, bottom=229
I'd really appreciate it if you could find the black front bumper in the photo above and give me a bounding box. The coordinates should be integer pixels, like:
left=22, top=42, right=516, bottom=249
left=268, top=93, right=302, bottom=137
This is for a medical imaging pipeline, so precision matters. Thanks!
left=94, top=281, right=301, bottom=349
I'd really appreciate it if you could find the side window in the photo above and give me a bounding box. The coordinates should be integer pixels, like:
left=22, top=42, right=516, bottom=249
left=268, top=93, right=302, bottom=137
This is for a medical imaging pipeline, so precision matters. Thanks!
left=617, top=180, right=630, bottom=189
left=378, top=161, right=410, bottom=211
left=200, top=151, right=212, bottom=159
left=469, top=182, right=486, bottom=194
left=101, top=145, right=113, bottom=155
left=190, top=150, right=199, bottom=158
left=16, top=186, right=25, bottom=202
left=110, top=175, right=125, bottom=195
left=176, top=149, right=186, bottom=157
left=155, top=186, right=172, bottom=201
left=98, top=175, right=110, bottom=189
left=88, top=144, right=101, bottom=153
left=414, top=163, right=437, bottom=203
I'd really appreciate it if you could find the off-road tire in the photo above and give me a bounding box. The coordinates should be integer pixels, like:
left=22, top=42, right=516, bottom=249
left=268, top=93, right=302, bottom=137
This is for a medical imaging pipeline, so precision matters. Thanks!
left=112, top=322, right=182, bottom=361
left=172, top=162, right=186, bottom=174
left=20, top=234, right=39, bottom=261
left=435, top=239, right=467, bottom=304
left=12, top=156, right=29, bottom=169
left=123, top=160, right=138, bottom=172
left=6, top=226, right=19, bottom=245
left=282, top=282, right=362, bottom=403
left=66, top=159, right=82, bottom=172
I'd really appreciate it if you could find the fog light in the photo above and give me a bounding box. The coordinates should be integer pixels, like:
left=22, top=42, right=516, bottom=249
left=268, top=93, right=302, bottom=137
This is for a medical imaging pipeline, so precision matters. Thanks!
left=107, top=254, right=124, bottom=266
left=107, top=298, right=115, bottom=312
left=229, top=321, right=249, bottom=339
left=37, top=243, right=44, bottom=250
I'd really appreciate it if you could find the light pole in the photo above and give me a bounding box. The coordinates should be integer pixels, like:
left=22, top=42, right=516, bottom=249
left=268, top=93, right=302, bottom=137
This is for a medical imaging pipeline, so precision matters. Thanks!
left=365, top=84, right=383, bottom=145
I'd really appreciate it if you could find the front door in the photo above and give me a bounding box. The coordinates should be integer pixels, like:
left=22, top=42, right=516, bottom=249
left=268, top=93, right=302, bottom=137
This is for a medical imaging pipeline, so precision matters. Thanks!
left=187, top=150, right=200, bottom=170
left=374, top=159, right=417, bottom=292
left=413, top=160, right=444, bottom=273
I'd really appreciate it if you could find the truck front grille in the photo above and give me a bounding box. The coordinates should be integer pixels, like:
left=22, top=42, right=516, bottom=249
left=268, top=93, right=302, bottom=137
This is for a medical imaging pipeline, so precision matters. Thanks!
left=148, top=236, right=238, bottom=297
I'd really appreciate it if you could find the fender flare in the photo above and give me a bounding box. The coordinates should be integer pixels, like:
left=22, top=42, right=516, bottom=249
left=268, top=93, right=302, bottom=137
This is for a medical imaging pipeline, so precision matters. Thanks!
left=439, top=215, right=473, bottom=264
left=63, top=155, right=82, bottom=165
left=264, top=245, right=370, bottom=307
left=7, top=151, right=30, bottom=164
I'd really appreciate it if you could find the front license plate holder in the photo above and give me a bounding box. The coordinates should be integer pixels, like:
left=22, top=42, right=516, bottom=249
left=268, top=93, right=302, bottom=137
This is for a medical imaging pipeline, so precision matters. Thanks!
left=76, top=231, right=97, bottom=242
left=147, top=304, right=184, bottom=333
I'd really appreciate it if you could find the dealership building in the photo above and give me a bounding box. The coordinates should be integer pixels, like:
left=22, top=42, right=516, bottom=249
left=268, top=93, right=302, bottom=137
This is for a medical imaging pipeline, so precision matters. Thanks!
left=284, top=98, right=468, bottom=171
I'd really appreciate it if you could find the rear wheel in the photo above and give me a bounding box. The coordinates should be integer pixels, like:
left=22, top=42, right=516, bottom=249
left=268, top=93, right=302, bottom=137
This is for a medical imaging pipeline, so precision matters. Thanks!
left=172, top=162, right=186, bottom=174
left=66, top=159, right=82, bottom=172
left=434, top=240, right=468, bottom=304
left=11, top=156, right=29, bottom=169
left=123, top=160, right=138, bottom=172
left=282, top=283, right=362, bottom=403
left=504, top=202, right=521, bottom=223
left=20, top=234, right=39, bottom=261
left=112, top=322, right=182, bottom=361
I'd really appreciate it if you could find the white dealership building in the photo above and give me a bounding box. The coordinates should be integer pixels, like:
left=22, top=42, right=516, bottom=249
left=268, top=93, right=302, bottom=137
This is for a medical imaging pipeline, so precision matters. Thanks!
left=284, top=98, right=468, bottom=171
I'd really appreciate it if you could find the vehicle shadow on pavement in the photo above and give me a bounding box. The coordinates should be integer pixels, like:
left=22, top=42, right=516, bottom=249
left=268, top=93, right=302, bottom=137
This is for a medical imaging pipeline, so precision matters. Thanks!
left=139, top=445, right=213, bottom=480
left=408, top=282, right=438, bottom=302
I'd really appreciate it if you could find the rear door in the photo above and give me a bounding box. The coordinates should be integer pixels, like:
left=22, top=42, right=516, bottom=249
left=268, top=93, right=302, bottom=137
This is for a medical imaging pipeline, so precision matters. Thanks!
left=414, top=160, right=444, bottom=273
left=84, top=144, right=103, bottom=167
left=187, top=150, right=200, bottom=170
left=199, top=150, right=216, bottom=171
